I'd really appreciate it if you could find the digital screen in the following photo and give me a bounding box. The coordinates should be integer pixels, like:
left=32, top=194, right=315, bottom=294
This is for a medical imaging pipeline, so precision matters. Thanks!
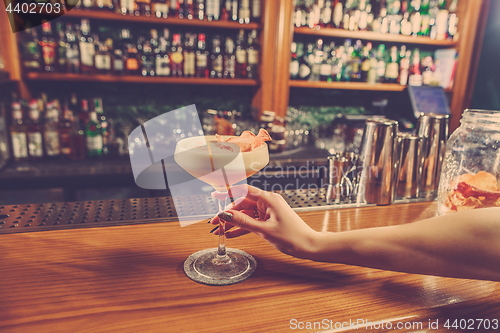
left=408, top=86, right=451, bottom=118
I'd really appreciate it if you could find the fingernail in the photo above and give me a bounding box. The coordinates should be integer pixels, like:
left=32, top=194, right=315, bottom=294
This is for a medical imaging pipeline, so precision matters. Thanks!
left=210, top=226, right=219, bottom=233
left=207, top=218, right=212, bottom=224
left=218, top=211, right=233, bottom=222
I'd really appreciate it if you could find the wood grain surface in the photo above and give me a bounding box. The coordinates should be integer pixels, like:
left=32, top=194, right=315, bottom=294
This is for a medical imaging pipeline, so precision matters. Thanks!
left=0, top=202, right=498, bottom=333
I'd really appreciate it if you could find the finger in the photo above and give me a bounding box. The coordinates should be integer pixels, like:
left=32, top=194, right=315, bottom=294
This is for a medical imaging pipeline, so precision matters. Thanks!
left=212, top=223, right=236, bottom=235
left=225, top=228, right=251, bottom=238
left=218, top=210, right=262, bottom=234
left=232, top=198, right=257, bottom=212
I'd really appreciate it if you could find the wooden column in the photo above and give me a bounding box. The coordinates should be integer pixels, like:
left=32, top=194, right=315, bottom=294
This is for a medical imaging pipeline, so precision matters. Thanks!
left=272, top=0, right=295, bottom=118
left=251, top=0, right=279, bottom=117
left=449, top=0, right=490, bottom=133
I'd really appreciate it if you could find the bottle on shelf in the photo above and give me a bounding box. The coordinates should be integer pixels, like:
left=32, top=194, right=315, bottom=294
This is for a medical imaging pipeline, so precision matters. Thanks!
left=319, top=43, right=332, bottom=82
left=235, top=30, right=247, bottom=78
left=120, top=0, right=135, bottom=15
left=170, top=33, right=184, bottom=77
left=86, top=111, right=104, bottom=158
left=246, top=30, right=259, bottom=79
left=20, top=28, right=41, bottom=72
left=384, top=45, right=399, bottom=84
left=290, top=42, right=300, bottom=80
left=135, top=0, right=152, bottom=16
left=26, top=99, right=44, bottom=161
left=43, top=102, right=61, bottom=159
left=183, top=32, right=196, bottom=78
left=195, top=33, right=209, bottom=78
left=70, top=111, right=87, bottom=161
left=156, top=29, right=172, bottom=76
left=153, top=0, right=169, bottom=18
left=65, top=23, right=81, bottom=74
left=298, top=43, right=313, bottom=81
left=447, top=0, right=458, bottom=40
left=125, top=44, right=141, bottom=75
left=332, top=0, right=343, bottom=29
left=56, top=22, right=67, bottom=73
left=40, top=21, right=57, bottom=72
left=9, top=102, right=28, bottom=162
left=205, top=0, right=221, bottom=21
left=94, top=98, right=109, bottom=156
left=79, top=99, right=90, bottom=128
left=309, top=38, right=323, bottom=82
left=79, top=19, right=95, bottom=75
left=349, top=39, right=362, bottom=82
left=94, top=38, right=113, bottom=75
left=96, top=0, right=114, bottom=11
left=408, top=48, right=422, bottom=86
left=360, top=42, right=371, bottom=82
left=210, top=35, right=223, bottom=78
left=251, top=0, right=261, bottom=22
left=59, top=103, right=74, bottom=159
left=141, top=36, right=156, bottom=76
left=239, top=0, right=251, bottom=24
left=223, top=36, right=236, bottom=79
left=195, top=0, right=205, bottom=20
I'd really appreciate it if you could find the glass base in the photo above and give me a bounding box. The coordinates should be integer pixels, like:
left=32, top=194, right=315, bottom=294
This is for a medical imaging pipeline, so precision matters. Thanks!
left=184, top=248, right=257, bottom=286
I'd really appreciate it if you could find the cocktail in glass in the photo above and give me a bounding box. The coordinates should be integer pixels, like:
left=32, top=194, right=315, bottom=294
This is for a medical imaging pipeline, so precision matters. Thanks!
left=174, top=135, right=269, bottom=285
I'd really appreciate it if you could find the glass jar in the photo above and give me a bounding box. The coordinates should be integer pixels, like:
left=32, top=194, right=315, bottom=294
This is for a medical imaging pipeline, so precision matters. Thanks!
left=437, top=110, right=500, bottom=215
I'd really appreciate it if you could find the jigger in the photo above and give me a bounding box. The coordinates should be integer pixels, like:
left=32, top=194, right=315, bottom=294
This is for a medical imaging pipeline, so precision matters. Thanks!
left=355, top=119, right=399, bottom=205
left=326, top=153, right=356, bottom=204
left=415, top=113, right=449, bottom=197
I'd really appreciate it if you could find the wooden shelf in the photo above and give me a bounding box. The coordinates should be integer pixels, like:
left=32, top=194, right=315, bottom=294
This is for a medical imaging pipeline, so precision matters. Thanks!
left=25, top=72, right=259, bottom=86
left=289, top=80, right=406, bottom=91
left=294, top=27, right=458, bottom=47
left=64, top=10, right=261, bottom=30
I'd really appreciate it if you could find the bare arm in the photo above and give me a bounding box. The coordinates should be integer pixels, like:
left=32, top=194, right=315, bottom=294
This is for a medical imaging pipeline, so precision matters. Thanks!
left=310, top=208, right=500, bottom=281
left=212, top=186, right=500, bottom=281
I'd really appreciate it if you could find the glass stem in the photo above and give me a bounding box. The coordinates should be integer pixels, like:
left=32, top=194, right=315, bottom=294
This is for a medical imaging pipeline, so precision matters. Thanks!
left=214, top=192, right=230, bottom=264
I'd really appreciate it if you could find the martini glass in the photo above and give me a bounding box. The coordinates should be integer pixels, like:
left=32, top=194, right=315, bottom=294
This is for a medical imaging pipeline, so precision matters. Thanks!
left=174, top=135, right=269, bottom=285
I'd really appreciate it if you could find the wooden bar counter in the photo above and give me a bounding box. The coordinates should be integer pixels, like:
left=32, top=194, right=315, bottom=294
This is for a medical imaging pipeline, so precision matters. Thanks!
left=0, top=201, right=499, bottom=332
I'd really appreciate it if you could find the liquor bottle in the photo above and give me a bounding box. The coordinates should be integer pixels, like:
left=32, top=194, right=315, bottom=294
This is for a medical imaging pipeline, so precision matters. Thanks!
left=195, top=0, right=205, bottom=20
left=125, top=45, right=141, bottom=75
left=170, top=33, right=184, bottom=77
left=136, top=0, right=152, bottom=16
left=94, top=41, right=112, bottom=75
left=223, top=37, right=236, bottom=79
left=113, top=49, right=126, bottom=75
left=10, top=102, right=28, bottom=161
left=384, top=46, right=399, bottom=83
left=170, top=0, right=179, bottom=17
left=435, top=0, right=448, bottom=40
left=185, top=0, right=195, bottom=19
left=332, top=0, right=343, bottom=28
left=205, top=0, right=221, bottom=21
left=178, top=0, right=186, bottom=18
left=309, top=38, right=323, bottom=82
left=358, top=0, right=369, bottom=31
left=343, top=0, right=353, bottom=30
left=26, top=100, right=44, bottom=161
left=120, top=0, right=135, bottom=15
left=289, top=42, right=299, bottom=80
left=309, top=0, right=321, bottom=29
left=246, top=30, right=259, bottom=79
left=239, top=0, right=251, bottom=24
left=210, top=36, right=223, bottom=78
left=44, top=102, right=61, bottom=158
left=428, top=0, right=439, bottom=40
left=79, top=99, right=90, bottom=128
left=293, top=0, right=305, bottom=28
left=298, top=43, right=312, bottom=81
left=69, top=93, right=79, bottom=114
left=410, top=0, right=422, bottom=36
left=251, top=0, right=261, bottom=22
left=156, top=30, right=172, bottom=76
left=235, top=29, right=247, bottom=78
left=375, top=43, right=386, bottom=83
left=447, top=0, right=458, bottom=40
left=319, top=44, right=332, bottom=82
left=349, top=39, right=362, bottom=82
left=86, top=111, right=103, bottom=158
left=222, top=0, right=232, bottom=20
left=183, top=33, right=196, bottom=78
left=408, top=49, right=422, bottom=86
left=94, top=98, right=109, bottom=156
left=79, top=19, right=95, bottom=75
left=231, top=0, right=239, bottom=22
left=400, top=1, right=412, bottom=36
left=195, top=33, right=209, bottom=78
left=141, top=40, right=156, bottom=76
left=65, top=23, right=80, bottom=73
left=20, top=28, right=41, bottom=72
left=96, top=0, right=114, bottom=10
left=70, top=111, right=86, bottom=161
left=419, top=0, right=431, bottom=36
left=153, top=0, right=169, bottom=18
left=360, top=43, right=371, bottom=82
left=40, top=21, right=57, bottom=72
left=332, top=45, right=344, bottom=82
left=366, top=52, right=378, bottom=84
left=59, top=103, right=73, bottom=159
left=56, top=22, right=67, bottom=73
left=421, top=55, right=434, bottom=85
left=320, top=0, right=332, bottom=27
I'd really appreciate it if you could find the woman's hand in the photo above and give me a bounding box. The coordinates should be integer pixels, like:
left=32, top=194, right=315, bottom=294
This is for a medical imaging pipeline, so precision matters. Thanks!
left=211, top=185, right=319, bottom=259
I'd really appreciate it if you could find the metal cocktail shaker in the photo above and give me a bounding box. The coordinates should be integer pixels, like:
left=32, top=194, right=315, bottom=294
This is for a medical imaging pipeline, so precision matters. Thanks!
left=355, top=119, right=399, bottom=205
left=415, top=113, right=449, bottom=197
left=396, top=133, right=424, bottom=199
